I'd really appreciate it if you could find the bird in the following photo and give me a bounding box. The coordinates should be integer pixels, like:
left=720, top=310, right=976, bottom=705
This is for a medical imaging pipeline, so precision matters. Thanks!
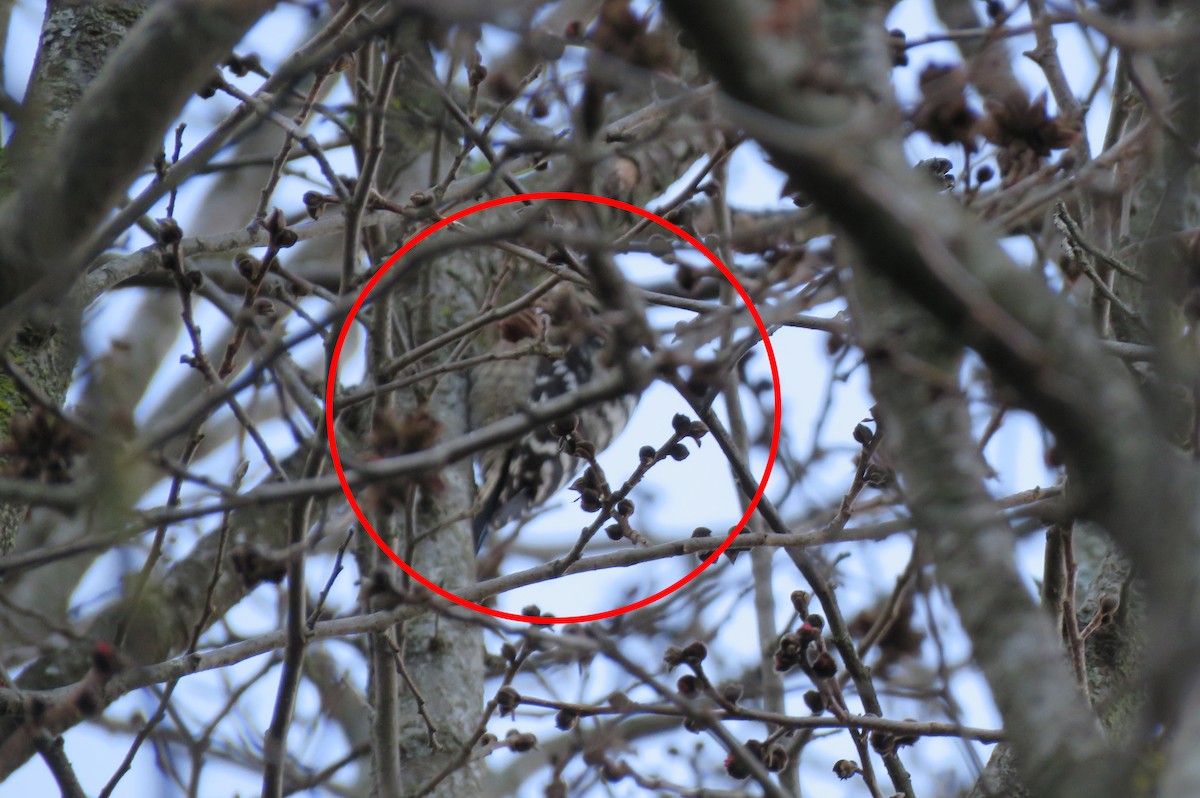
left=468, top=283, right=638, bottom=552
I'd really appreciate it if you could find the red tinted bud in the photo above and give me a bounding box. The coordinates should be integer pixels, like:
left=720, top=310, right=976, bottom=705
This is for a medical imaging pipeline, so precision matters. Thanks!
left=91, top=641, right=117, bottom=677
left=811, top=652, right=838, bottom=679
left=724, top=755, right=750, bottom=780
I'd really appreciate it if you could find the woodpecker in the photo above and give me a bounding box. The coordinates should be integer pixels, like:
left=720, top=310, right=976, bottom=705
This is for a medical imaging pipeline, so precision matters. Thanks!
left=469, top=285, right=637, bottom=552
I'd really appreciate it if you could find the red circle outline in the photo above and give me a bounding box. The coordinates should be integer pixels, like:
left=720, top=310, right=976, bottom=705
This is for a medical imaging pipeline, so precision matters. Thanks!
left=326, top=192, right=781, bottom=624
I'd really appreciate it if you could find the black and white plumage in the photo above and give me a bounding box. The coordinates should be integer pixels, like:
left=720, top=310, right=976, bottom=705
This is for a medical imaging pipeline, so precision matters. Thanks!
left=469, top=288, right=637, bottom=552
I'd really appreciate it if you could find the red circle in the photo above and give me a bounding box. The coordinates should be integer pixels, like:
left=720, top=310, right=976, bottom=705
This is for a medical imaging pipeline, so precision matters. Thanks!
left=326, top=192, right=781, bottom=624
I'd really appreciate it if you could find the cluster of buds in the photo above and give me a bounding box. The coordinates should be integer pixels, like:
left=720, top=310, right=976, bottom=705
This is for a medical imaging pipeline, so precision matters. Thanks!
left=568, top=464, right=607, bottom=514
left=153, top=217, right=204, bottom=290
left=477, top=728, right=537, bottom=753
left=663, top=641, right=708, bottom=670
left=773, top=590, right=843, bottom=685
left=724, top=738, right=789, bottom=779
left=665, top=641, right=723, bottom=709
left=553, top=415, right=599, bottom=462
left=671, top=412, right=709, bottom=444
left=603, top=498, right=646, bottom=544
left=773, top=613, right=831, bottom=676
